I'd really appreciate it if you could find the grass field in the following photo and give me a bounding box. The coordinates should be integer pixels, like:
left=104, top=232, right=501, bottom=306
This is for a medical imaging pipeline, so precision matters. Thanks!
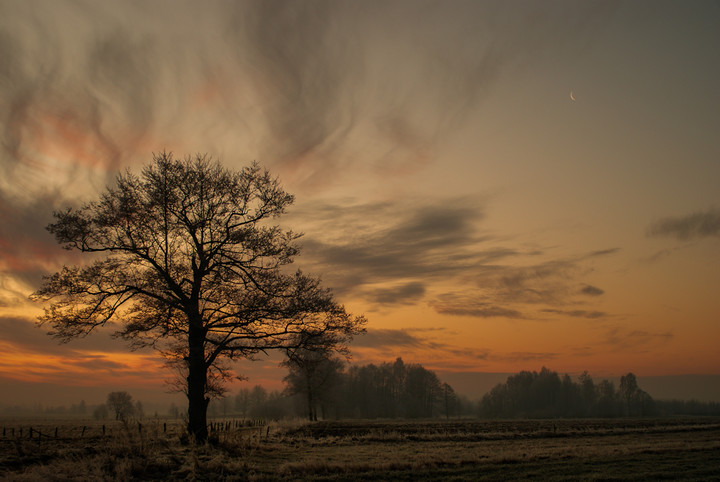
left=1, top=417, right=719, bottom=480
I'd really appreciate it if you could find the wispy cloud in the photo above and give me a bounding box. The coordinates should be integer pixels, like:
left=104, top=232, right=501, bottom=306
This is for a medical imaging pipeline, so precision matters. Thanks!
left=647, top=208, right=720, bottom=240
left=0, top=189, right=76, bottom=288
left=587, top=248, right=621, bottom=258
left=351, top=329, right=426, bottom=349
left=351, top=327, right=562, bottom=371
left=493, top=351, right=560, bottom=363
left=297, top=197, right=616, bottom=317
left=297, top=198, right=493, bottom=292
left=0, top=0, right=623, bottom=193
left=602, top=326, right=673, bottom=351
left=430, top=295, right=525, bottom=319
left=0, top=316, right=146, bottom=356
left=1, top=0, right=623, bottom=309
left=364, top=282, right=426, bottom=306
left=542, top=308, right=607, bottom=319
left=351, top=328, right=490, bottom=366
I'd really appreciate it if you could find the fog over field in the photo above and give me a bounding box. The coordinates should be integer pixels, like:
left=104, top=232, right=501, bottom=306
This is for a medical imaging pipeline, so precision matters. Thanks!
left=2, top=369, right=719, bottom=411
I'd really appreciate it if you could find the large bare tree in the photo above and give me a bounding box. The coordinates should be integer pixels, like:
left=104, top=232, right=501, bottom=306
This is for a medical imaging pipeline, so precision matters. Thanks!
left=33, top=152, right=365, bottom=441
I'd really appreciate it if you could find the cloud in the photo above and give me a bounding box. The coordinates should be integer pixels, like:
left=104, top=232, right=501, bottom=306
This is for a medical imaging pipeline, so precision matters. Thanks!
left=541, top=309, right=607, bottom=319
left=586, top=248, right=621, bottom=258
left=0, top=315, right=169, bottom=387
left=0, top=0, right=621, bottom=322
left=430, top=296, right=525, bottom=319
left=296, top=197, right=614, bottom=317
left=641, top=246, right=685, bottom=264
left=429, top=254, right=614, bottom=319
left=351, top=329, right=426, bottom=349
left=0, top=189, right=76, bottom=288
left=365, top=282, right=426, bottom=306
left=602, top=326, right=673, bottom=351
left=0, top=0, right=623, bottom=195
left=350, top=327, right=568, bottom=371
left=493, top=351, right=559, bottom=363
left=232, top=1, right=360, bottom=178
left=297, top=197, right=494, bottom=294
left=350, top=327, right=491, bottom=370
left=580, top=285, right=605, bottom=296
left=0, top=315, right=149, bottom=356
left=647, top=208, right=720, bottom=240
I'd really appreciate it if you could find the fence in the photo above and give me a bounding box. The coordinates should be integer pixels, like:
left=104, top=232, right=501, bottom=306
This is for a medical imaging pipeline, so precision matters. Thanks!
left=1, top=418, right=268, bottom=441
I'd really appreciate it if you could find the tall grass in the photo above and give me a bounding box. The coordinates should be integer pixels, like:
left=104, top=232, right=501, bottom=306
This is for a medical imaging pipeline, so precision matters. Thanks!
left=1, top=417, right=718, bottom=480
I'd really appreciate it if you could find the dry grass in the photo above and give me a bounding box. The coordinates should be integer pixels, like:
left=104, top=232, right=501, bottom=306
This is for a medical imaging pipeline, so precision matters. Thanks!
left=1, top=417, right=719, bottom=480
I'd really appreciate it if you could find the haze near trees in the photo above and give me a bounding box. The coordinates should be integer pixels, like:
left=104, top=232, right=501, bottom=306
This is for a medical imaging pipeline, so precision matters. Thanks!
left=33, top=152, right=366, bottom=441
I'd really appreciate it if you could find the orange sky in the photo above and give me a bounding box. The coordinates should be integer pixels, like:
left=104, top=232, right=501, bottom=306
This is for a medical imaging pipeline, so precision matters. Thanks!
left=1, top=0, right=720, bottom=405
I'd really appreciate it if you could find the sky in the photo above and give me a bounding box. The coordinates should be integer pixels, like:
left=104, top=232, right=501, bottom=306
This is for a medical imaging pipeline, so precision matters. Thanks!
left=1, top=0, right=720, bottom=406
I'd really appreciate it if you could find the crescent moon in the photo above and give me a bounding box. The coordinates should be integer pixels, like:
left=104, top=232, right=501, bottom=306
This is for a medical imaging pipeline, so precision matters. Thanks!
left=570, top=91, right=576, bottom=102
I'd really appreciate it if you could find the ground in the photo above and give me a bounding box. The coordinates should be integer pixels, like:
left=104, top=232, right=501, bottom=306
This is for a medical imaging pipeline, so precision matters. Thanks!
left=1, top=417, right=719, bottom=480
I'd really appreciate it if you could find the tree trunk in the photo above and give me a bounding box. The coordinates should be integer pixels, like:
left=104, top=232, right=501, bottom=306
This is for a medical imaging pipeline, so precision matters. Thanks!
left=187, top=318, right=208, bottom=442
left=306, top=379, right=315, bottom=421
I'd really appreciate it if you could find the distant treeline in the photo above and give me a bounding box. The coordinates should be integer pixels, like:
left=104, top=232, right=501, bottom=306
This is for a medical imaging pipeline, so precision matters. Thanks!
left=326, top=358, right=472, bottom=419
left=222, top=358, right=473, bottom=421
left=478, top=367, right=720, bottom=418
left=654, top=399, right=720, bottom=417
left=5, top=365, right=720, bottom=420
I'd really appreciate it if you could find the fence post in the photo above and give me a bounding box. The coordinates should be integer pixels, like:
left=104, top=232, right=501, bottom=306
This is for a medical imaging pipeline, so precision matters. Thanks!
left=163, top=422, right=166, bottom=433
left=81, top=426, right=86, bottom=437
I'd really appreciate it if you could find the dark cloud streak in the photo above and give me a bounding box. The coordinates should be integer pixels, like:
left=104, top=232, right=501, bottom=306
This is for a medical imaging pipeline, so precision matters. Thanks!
left=542, top=309, right=607, bottom=319
left=366, top=282, right=426, bottom=306
left=297, top=197, right=614, bottom=316
left=581, top=285, right=605, bottom=296
left=648, top=208, right=720, bottom=240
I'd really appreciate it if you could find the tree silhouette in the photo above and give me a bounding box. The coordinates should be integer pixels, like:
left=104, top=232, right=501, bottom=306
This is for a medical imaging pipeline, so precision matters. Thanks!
left=620, top=372, right=654, bottom=416
left=333, top=358, right=450, bottom=419
left=33, top=152, right=365, bottom=441
left=106, top=391, right=134, bottom=421
left=478, top=368, right=656, bottom=418
left=282, top=332, right=346, bottom=421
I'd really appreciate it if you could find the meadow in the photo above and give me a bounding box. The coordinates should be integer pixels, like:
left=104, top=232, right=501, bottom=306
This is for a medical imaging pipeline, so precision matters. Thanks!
left=1, top=417, right=719, bottom=480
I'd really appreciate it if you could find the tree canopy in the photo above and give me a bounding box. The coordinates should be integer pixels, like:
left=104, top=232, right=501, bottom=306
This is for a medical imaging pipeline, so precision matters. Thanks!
left=33, top=152, right=366, bottom=441
left=479, top=368, right=655, bottom=418
left=106, top=391, right=135, bottom=421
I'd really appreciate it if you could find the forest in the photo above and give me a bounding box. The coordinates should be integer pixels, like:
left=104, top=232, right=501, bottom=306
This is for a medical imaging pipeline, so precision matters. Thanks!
left=479, top=367, right=653, bottom=418
left=229, top=358, right=468, bottom=421
left=215, top=362, right=720, bottom=421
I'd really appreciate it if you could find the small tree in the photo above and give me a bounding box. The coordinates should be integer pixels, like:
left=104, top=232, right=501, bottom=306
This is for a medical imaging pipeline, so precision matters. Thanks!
left=248, top=385, right=268, bottom=418
left=33, top=153, right=366, bottom=442
left=596, top=379, right=619, bottom=417
left=235, top=388, right=251, bottom=418
left=282, top=331, right=348, bottom=421
left=619, top=372, right=654, bottom=416
left=107, top=391, right=135, bottom=421
left=441, top=383, right=458, bottom=419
